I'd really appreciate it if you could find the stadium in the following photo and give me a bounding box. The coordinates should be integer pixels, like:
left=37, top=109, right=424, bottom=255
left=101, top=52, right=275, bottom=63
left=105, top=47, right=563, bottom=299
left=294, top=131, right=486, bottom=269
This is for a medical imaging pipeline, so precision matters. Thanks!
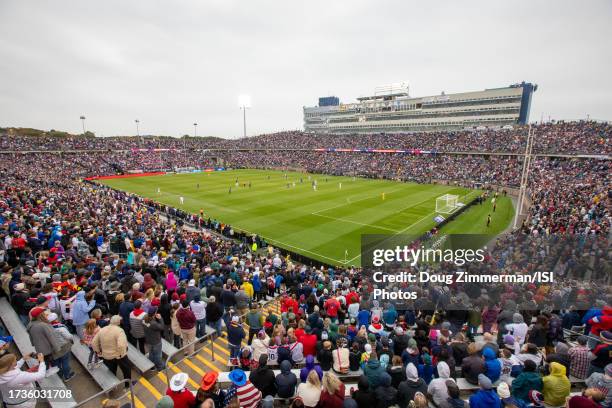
left=0, top=2, right=611, bottom=408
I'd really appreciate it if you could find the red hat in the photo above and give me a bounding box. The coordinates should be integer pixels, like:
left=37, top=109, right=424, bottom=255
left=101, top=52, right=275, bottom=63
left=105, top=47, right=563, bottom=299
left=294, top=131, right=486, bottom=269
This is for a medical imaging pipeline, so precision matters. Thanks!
left=30, top=307, right=45, bottom=319
left=180, top=294, right=187, bottom=301
left=372, top=316, right=380, bottom=323
left=172, top=293, right=179, bottom=301
left=151, top=298, right=161, bottom=307
left=200, top=371, right=218, bottom=390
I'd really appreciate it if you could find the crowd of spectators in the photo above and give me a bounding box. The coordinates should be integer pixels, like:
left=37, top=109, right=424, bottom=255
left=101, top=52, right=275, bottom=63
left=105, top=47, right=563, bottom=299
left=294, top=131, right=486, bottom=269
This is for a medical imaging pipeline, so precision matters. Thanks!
left=1, top=121, right=610, bottom=154
left=0, top=122, right=609, bottom=407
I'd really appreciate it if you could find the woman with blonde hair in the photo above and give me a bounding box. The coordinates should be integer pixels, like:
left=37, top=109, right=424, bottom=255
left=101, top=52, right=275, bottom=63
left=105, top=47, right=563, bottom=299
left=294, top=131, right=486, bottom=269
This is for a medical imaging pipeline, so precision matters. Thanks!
left=142, top=288, right=155, bottom=312
left=0, top=352, right=46, bottom=407
left=296, top=369, right=321, bottom=408
left=319, top=372, right=345, bottom=408
left=409, top=391, right=429, bottom=408
left=170, top=303, right=182, bottom=348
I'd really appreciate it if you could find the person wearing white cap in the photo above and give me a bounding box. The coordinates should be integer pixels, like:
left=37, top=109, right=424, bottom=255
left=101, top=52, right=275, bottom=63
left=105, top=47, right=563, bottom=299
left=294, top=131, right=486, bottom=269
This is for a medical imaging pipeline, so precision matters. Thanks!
left=227, top=315, right=245, bottom=364
left=11, top=283, right=30, bottom=326
left=185, top=280, right=199, bottom=303
left=166, top=372, right=194, bottom=408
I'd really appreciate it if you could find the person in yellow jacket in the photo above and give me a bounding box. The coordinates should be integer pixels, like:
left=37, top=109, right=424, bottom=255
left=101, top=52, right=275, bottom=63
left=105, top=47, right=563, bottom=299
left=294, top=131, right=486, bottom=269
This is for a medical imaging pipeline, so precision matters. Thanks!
left=242, top=281, right=254, bottom=300
left=542, top=362, right=570, bottom=406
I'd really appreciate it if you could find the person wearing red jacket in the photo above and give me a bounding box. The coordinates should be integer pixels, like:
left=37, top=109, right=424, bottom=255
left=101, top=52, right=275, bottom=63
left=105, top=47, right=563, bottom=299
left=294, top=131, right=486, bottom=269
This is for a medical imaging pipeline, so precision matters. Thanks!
left=166, top=372, right=195, bottom=408
left=176, top=300, right=196, bottom=354
left=300, top=329, right=317, bottom=357
left=346, top=289, right=360, bottom=305
left=588, top=306, right=612, bottom=337
left=324, top=295, right=341, bottom=323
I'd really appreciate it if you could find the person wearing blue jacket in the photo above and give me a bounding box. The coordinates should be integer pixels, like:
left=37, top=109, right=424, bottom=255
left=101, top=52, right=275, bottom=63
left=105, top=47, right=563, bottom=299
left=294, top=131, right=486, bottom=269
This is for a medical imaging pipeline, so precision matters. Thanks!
left=469, top=374, right=502, bottom=408
left=483, top=346, right=502, bottom=383
left=357, top=309, right=371, bottom=329
left=72, top=290, right=96, bottom=339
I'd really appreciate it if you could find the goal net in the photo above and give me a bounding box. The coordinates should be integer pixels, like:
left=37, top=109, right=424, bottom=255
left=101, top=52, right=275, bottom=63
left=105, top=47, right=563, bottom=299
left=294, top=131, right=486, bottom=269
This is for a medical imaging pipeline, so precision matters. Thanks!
left=436, top=194, right=459, bottom=214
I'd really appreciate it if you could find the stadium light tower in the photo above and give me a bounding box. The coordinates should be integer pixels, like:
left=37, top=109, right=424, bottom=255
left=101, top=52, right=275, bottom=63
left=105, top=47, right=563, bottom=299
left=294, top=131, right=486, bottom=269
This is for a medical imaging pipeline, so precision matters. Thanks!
left=135, top=119, right=140, bottom=136
left=79, top=116, right=86, bottom=134
left=238, top=94, right=251, bottom=138
left=193, top=122, right=198, bottom=137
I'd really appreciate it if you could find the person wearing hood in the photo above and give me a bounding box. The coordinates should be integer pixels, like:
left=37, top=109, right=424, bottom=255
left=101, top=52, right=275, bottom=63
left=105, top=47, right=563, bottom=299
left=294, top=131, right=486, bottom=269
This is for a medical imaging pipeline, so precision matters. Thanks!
left=427, top=361, right=454, bottom=408
left=542, top=361, right=571, bottom=406
left=300, top=354, right=323, bottom=383
left=372, top=372, right=396, bottom=408
left=164, top=271, right=177, bottom=292
left=506, top=313, right=528, bottom=353
left=72, top=290, right=96, bottom=339
left=397, top=363, right=427, bottom=408
left=275, top=360, right=298, bottom=398
left=469, top=374, right=501, bottom=408
left=363, top=353, right=385, bottom=389
left=483, top=345, right=502, bottom=383
left=511, top=359, right=542, bottom=402
left=0, top=352, right=47, bottom=408
left=249, top=354, right=277, bottom=397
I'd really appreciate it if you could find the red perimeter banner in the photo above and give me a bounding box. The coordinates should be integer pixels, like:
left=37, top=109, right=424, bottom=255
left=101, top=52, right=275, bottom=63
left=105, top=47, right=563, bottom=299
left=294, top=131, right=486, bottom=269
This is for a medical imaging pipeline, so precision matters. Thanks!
left=84, top=171, right=166, bottom=181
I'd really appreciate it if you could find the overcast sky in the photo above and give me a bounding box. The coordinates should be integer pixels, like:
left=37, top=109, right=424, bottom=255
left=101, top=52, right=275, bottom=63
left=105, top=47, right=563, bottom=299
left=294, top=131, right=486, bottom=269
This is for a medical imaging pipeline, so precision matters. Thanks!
left=1, top=1, right=610, bottom=138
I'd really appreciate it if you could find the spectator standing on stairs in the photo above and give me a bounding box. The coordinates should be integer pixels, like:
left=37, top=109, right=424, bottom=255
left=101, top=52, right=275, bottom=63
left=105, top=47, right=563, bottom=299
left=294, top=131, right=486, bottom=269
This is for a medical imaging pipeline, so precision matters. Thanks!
left=92, top=315, right=132, bottom=389
left=176, top=300, right=196, bottom=354
left=72, top=290, right=96, bottom=340
left=143, top=306, right=165, bottom=371
left=26, top=307, right=60, bottom=377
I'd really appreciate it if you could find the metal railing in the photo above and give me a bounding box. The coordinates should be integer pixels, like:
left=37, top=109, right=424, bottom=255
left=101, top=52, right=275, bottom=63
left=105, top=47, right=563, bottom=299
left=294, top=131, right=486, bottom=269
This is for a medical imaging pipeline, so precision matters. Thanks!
left=162, top=296, right=279, bottom=388
left=74, top=379, right=135, bottom=408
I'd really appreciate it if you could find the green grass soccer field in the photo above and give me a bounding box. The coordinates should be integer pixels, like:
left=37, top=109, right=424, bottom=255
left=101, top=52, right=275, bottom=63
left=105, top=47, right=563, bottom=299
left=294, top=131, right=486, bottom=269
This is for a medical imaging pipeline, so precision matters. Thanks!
left=98, top=169, right=514, bottom=266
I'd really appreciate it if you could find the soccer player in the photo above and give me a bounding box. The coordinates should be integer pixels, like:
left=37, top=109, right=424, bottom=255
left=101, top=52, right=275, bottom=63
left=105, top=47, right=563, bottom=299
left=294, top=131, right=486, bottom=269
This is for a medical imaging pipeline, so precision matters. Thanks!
left=196, top=183, right=200, bottom=189
left=382, top=192, right=385, bottom=200
left=338, top=182, right=342, bottom=189
left=486, top=214, right=491, bottom=227
left=179, top=196, right=184, bottom=205
left=229, top=186, right=232, bottom=194
left=157, top=187, right=161, bottom=194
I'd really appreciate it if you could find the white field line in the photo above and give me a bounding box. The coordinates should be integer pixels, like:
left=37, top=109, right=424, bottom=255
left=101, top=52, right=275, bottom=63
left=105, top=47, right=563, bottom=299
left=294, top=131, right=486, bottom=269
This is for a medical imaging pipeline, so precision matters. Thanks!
left=342, top=187, right=473, bottom=264
left=310, top=213, right=400, bottom=232
left=312, top=185, right=407, bottom=215
left=233, top=226, right=347, bottom=265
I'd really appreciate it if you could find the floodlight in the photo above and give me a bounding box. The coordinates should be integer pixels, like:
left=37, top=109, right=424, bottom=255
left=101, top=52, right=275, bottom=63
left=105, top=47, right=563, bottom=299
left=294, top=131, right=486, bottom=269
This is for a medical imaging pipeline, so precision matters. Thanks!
left=238, top=94, right=251, bottom=108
